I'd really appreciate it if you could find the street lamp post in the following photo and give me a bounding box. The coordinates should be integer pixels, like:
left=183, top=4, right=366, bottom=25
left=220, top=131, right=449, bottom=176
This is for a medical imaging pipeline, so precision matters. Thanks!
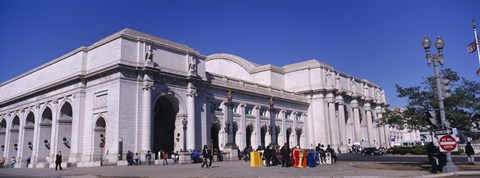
left=225, top=90, right=236, bottom=146
left=422, top=35, right=458, bottom=172
left=268, top=96, right=277, bottom=146
left=182, top=118, right=188, bottom=151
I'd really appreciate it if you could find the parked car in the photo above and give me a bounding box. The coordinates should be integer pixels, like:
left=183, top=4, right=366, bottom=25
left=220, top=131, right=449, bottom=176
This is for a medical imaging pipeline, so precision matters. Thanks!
left=361, top=147, right=383, bottom=155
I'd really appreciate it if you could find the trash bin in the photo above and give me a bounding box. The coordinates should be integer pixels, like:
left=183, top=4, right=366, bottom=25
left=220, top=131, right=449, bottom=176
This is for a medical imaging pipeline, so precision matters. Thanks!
left=307, top=149, right=316, bottom=168
left=250, top=151, right=262, bottom=167
left=292, top=149, right=307, bottom=168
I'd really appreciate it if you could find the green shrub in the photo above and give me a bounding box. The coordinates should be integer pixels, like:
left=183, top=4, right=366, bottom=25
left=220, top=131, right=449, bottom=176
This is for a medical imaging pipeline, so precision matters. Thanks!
left=451, top=148, right=464, bottom=155
left=392, top=146, right=427, bottom=155
left=391, top=145, right=463, bottom=155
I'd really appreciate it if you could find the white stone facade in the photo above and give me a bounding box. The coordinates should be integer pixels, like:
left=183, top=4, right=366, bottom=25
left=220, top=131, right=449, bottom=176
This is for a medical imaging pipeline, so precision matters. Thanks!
left=0, top=29, right=388, bottom=168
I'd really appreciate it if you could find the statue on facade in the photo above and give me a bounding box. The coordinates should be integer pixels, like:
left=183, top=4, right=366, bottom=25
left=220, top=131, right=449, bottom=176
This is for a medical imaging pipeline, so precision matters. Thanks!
left=145, top=45, right=153, bottom=61
left=188, top=56, right=196, bottom=73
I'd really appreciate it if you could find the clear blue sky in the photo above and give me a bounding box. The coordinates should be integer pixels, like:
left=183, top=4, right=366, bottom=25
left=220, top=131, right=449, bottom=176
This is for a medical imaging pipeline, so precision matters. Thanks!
left=0, top=0, right=479, bottom=108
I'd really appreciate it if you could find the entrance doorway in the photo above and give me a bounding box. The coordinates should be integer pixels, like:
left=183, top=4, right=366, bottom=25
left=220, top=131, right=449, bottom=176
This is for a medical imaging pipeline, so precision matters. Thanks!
left=245, top=125, right=253, bottom=147
left=260, top=125, right=267, bottom=147
left=211, top=122, right=220, bottom=150
left=286, top=127, right=292, bottom=146
left=153, top=96, right=176, bottom=157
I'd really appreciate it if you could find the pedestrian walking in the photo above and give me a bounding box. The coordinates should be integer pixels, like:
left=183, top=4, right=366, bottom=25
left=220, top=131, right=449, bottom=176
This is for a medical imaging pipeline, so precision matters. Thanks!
left=465, top=142, right=475, bottom=165
left=201, top=145, right=210, bottom=168
left=281, top=142, right=291, bottom=167
left=264, top=145, right=272, bottom=167
left=426, top=142, right=440, bottom=173
left=208, top=146, right=214, bottom=167
left=146, top=150, right=152, bottom=165
left=243, top=146, right=249, bottom=162
left=319, top=145, right=326, bottom=164
left=55, top=151, right=62, bottom=171
left=26, top=155, right=31, bottom=168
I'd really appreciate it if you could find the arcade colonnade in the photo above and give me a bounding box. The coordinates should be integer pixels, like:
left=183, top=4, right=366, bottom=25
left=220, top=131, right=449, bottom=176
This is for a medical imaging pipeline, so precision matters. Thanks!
left=0, top=29, right=388, bottom=168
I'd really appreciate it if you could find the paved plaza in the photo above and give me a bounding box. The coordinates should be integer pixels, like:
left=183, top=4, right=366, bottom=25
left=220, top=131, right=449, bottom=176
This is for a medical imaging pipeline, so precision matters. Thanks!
left=2, top=159, right=477, bottom=178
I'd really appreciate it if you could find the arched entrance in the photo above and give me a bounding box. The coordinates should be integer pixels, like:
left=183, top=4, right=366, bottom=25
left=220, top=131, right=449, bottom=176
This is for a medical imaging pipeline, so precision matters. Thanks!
left=0, top=119, right=6, bottom=156
left=245, top=124, right=253, bottom=147
left=93, top=117, right=106, bottom=162
left=58, top=102, right=73, bottom=161
left=153, top=96, right=176, bottom=157
left=9, top=116, right=20, bottom=158
left=39, top=107, right=52, bottom=163
left=260, top=125, right=267, bottom=147
left=211, top=122, right=220, bottom=150
left=273, top=125, right=280, bottom=145
left=286, top=127, right=292, bottom=146
left=22, top=112, right=35, bottom=159
left=295, top=128, right=302, bottom=147
left=232, top=121, right=238, bottom=145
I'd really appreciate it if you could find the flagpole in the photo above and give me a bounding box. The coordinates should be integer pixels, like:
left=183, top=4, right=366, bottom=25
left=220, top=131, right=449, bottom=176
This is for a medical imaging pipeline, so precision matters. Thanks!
left=473, top=19, right=480, bottom=66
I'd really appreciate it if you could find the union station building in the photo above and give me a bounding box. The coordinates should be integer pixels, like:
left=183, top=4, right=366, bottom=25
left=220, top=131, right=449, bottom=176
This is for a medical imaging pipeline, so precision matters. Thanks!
left=0, top=29, right=388, bottom=167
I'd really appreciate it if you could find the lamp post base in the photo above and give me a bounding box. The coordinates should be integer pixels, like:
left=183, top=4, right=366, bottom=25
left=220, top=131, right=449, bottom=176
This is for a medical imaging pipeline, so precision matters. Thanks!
left=178, top=151, right=191, bottom=164
left=223, top=145, right=239, bottom=161
left=442, top=162, right=459, bottom=173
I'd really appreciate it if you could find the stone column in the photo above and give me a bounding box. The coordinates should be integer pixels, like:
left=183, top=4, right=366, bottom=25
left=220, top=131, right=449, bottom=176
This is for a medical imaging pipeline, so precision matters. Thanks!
left=186, top=82, right=196, bottom=150
left=239, top=104, right=246, bottom=149
left=17, top=109, right=25, bottom=167
left=254, top=106, right=261, bottom=148
left=374, top=106, right=384, bottom=147
left=49, top=100, right=59, bottom=166
left=32, top=105, right=41, bottom=166
left=364, top=103, right=374, bottom=146
left=351, top=99, right=361, bottom=143
left=336, top=97, right=347, bottom=152
left=281, top=110, right=287, bottom=146
left=384, top=124, right=391, bottom=147
left=142, top=75, right=154, bottom=153
left=326, top=93, right=338, bottom=148
left=311, top=93, right=327, bottom=145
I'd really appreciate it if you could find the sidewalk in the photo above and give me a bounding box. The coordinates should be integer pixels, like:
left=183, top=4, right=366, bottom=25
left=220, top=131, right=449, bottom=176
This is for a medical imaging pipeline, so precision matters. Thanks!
left=0, top=160, right=479, bottom=178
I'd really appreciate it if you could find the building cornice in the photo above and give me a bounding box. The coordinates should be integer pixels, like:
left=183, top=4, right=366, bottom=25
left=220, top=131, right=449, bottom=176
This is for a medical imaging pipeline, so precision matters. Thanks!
left=1, top=28, right=205, bottom=87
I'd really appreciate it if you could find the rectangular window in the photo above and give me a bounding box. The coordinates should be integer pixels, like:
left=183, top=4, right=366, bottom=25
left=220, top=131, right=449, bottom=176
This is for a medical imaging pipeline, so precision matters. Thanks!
left=285, top=112, right=291, bottom=120
left=245, top=106, right=253, bottom=115
left=295, top=114, right=301, bottom=121
left=210, top=102, right=222, bottom=113
left=233, top=106, right=238, bottom=114
left=260, top=108, right=267, bottom=117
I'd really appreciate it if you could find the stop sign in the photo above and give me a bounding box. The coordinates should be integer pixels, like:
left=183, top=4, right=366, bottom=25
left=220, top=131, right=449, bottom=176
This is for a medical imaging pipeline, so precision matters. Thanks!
left=438, top=135, right=457, bottom=152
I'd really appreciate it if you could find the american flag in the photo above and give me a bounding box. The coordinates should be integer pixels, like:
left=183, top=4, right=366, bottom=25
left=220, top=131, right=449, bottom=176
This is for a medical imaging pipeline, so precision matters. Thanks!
left=467, top=40, right=478, bottom=53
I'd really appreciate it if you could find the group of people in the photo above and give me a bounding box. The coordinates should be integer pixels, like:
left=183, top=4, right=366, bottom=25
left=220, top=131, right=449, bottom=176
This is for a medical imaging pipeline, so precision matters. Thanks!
left=126, top=150, right=178, bottom=166
left=315, top=144, right=337, bottom=164
left=240, top=142, right=338, bottom=167
left=0, top=157, right=16, bottom=168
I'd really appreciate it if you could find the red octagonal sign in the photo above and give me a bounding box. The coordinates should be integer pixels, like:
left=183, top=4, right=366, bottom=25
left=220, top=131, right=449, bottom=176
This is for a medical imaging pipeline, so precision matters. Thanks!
left=438, top=135, right=457, bottom=152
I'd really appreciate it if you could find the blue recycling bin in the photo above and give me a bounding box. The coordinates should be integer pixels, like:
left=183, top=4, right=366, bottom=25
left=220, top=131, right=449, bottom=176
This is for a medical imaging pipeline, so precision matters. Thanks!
left=307, top=151, right=316, bottom=167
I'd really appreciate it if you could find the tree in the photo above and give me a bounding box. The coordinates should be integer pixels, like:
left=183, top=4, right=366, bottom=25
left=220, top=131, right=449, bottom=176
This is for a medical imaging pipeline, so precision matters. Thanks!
left=379, top=68, right=480, bottom=131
